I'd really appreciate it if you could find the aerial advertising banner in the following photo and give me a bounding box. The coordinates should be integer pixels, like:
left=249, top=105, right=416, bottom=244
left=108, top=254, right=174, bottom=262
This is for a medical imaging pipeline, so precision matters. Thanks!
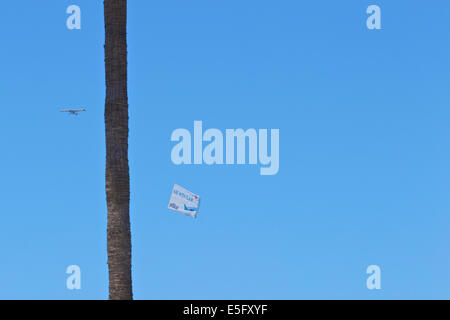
left=168, top=184, right=200, bottom=218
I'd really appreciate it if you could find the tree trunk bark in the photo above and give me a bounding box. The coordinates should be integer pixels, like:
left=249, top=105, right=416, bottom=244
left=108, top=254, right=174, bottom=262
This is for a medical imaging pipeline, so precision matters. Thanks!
left=104, top=0, right=133, bottom=300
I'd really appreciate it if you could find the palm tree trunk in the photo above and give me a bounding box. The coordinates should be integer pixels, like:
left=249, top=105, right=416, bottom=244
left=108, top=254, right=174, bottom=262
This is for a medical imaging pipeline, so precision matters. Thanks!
left=104, top=0, right=133, bottom=300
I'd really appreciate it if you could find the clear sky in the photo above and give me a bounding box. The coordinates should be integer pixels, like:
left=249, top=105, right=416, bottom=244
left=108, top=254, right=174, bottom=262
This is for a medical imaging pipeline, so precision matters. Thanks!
left=0, top=0, right=449, bottom=299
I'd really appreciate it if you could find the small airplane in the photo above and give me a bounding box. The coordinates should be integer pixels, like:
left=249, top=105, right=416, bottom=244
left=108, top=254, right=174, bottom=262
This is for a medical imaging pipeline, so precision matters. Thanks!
left=61, top=109, right=86, bottom=116
left=184, top=204, right=197, bottom=212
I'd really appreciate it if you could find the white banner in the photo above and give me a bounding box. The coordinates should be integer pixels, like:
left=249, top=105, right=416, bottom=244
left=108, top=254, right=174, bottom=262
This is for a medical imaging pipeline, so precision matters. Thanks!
left=168, top=184, right=200, bottom=218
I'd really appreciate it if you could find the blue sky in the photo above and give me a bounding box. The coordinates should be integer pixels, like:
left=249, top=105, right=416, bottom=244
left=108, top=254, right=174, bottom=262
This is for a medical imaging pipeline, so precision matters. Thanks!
left=0, top=0, right=449, bottom=299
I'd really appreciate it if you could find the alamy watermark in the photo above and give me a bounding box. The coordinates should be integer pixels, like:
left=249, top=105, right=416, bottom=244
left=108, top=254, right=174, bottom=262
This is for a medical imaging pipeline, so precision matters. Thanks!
left=366, top=265, right=381, bottom=290
left=170, top=121, right=279, bottom=175
left=66, top=5, right=81, bottom=30
left=366, top=5, right=381, bottom=30
left=66, top=265, right=81, bottom=290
